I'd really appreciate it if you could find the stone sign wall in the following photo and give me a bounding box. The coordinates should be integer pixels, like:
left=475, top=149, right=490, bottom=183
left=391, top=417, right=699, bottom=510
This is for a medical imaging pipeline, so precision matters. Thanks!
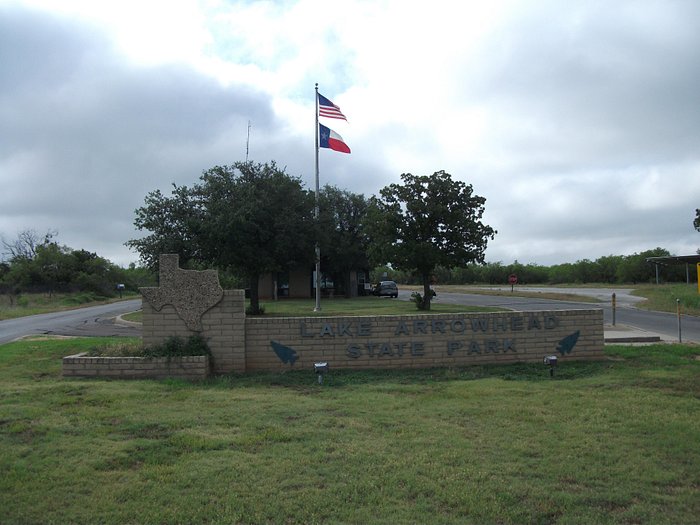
left=244, top=310, right=604, bottom=372
left=140, top=255, right=605, bottom=374
left=142, top=289, right=246, bottom=374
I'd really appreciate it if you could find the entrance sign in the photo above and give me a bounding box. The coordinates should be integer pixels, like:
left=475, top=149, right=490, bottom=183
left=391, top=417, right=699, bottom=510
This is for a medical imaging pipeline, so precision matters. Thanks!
left=141, top=255, right=605, bottom=374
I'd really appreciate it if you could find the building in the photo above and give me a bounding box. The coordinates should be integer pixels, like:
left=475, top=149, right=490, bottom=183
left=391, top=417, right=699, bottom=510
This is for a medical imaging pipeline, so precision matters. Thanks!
left=258, top=267, right=371, bottom=299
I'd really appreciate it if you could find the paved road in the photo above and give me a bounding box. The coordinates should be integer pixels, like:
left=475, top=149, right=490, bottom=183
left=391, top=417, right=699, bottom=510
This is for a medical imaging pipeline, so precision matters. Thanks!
left=471, top=286, right=644, bottom=306
left=2, top=290, right=698, bottom=345
left=0, top=299, right=142, bottom=345
left=398, top=289, right=700, bottom=343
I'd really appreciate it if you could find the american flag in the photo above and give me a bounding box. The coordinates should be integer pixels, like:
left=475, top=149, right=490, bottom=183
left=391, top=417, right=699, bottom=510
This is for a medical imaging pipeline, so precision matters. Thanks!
left=318, top=93, right=347, bottom=121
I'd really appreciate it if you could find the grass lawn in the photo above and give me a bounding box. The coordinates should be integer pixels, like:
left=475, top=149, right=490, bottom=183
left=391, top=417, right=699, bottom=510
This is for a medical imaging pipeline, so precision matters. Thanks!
left=428, top=285, right=605, bottom=304
left=1, top=337, right=698, bottom=524
left=426, top=284, right=700, bottom=317
left=258, top=296, right=504, bottom=316
left=631, top=283, right=700, bottom=317
left=0, top=292, right=139, bottom=321
left=120, top=296, right=504, bottom=324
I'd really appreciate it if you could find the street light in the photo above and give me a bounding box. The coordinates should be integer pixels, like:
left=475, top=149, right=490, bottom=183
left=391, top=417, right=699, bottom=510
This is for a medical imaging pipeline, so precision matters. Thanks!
left=314, top=362, right=329, bottom=384
left=543, top=355, right=558, bottom=377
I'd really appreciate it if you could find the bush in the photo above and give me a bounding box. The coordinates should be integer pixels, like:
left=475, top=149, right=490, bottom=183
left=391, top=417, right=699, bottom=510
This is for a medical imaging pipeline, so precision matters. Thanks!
left=410, top=291, right=428, bottom=310
left=59, top=292, right=107, bottom=306
left=143, top=335, right=211, bottom=358
left=86, top=341, right=144, bottom=357
left=88, top=335, right=211, bottom=358
left=246, top=304, right=265, bottom=315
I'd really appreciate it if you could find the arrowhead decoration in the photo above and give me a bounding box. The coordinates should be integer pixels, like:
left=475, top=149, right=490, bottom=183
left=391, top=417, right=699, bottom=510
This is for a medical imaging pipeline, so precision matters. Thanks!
left=556, top=330, right=580, bottom=355
left=270, top=340, right=298, bottom=365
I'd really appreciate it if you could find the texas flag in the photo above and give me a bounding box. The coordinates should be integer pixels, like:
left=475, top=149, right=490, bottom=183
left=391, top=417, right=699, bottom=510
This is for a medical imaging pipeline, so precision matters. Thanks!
left=319, top=123, right=351, bottom=154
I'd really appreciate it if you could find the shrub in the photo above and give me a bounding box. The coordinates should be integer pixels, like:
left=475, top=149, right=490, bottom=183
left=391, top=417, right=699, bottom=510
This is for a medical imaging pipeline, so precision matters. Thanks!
left=246, top=304, right=265, bottom=315
left=411, top=292, right=428, bottom=310
left=142, top=335, right=211, bottom=358
left=86, top=341, right=144, bottom=357
left=88, top=335, right=211, bottom=358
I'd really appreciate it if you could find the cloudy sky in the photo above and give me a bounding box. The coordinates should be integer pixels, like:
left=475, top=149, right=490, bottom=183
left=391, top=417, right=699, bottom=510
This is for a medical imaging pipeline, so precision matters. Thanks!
left=1, top=0, right=699, bottom=267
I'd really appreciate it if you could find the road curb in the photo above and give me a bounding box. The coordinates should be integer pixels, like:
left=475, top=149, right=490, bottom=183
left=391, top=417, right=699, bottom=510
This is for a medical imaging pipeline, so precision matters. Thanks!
left=115, top=312, right=142, bottom=328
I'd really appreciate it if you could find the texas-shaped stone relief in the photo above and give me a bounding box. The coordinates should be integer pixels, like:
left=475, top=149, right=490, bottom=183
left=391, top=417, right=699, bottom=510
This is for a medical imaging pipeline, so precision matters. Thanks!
left=140, top=254, right=223, bottom=331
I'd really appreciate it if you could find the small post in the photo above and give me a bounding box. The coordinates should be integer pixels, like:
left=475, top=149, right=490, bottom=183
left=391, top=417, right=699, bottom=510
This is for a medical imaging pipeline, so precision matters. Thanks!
left=677, top=298, right=682, bottom=343
left=611, top=292, right=616, bottom=326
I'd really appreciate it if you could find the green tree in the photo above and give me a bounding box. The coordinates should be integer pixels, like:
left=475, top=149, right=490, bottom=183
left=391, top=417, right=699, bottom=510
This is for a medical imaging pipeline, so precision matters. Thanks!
left=595, top=255, right=622, bottom=284
left=479, top=262, right=508, bottom=284
left=548, top=263, right=575, bottom=284
left=616, top=248, right=671, bottom=283
left=366, top=171, right=496, bottom=310
left=128, top=161, right=316, bottom=314
left=1, top=229, right=56, bottom=262
left=318, top=185, right=370, bottom=296
left=125, top=184, right=205, bottom=271
left=197, top=162, right=316, bottom=314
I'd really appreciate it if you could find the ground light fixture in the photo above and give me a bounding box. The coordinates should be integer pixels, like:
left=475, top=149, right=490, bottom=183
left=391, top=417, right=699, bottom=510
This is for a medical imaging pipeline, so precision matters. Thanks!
left=314, top=362, right=329, bottom=384
left=543, top=355, right=558, bottom=377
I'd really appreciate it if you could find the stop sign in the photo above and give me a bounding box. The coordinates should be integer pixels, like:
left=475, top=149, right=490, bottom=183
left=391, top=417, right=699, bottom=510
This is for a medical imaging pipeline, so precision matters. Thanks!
left=508, top=274, right=518, bottom=285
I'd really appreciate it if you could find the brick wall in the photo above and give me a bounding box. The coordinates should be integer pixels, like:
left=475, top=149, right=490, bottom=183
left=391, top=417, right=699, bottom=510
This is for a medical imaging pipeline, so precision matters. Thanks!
left=245, top=309, right=604, bottom=372
left=141, top=288, right=604, bottom=374
left=142, top=290, right=246, bottom=374
left=62, top=354, right=209, bottom=380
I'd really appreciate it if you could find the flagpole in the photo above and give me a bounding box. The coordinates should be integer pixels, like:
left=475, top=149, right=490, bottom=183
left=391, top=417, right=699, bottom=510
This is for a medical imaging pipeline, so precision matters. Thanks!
left=314, top=83, right=322, bottom=312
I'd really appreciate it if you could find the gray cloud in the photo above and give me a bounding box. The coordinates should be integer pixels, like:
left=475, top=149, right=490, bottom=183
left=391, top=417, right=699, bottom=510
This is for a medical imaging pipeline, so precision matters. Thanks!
left=0, top=6, right=285, bottom=263
left=449, top=1, right=700, bottom=263
left=1, top=2, right=698, bottom=268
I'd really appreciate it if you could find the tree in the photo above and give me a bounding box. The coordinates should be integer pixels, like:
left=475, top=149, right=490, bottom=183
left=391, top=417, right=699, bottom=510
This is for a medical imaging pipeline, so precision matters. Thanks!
left=366, top=171, right=496, bottom=310
left=318, top=185, right=370, bottom=296
left=128, top=161, right=316, bottom=314
left=125, top=184, right=205, bottom=271
left=616, top=248, right=670, bottom=283
left=1, top=229, right=57, bottom=262
left=197, top=162, right=316, bottom=313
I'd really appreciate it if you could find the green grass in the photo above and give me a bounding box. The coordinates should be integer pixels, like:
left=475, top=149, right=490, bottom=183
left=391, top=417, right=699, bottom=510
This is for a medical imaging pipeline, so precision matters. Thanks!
left=9, top=285, right=700, bottom=322
left=0, top=292, right=139, bottom=320
left=433, top=284, right=604, bottom=303
left=632, top=283, right=700, bottom=317
left=84, top=335, right=210, bottom=358
left=117, top=297, right=502, bottom=325
left=120, top=309, right=143, bottom=323
left=256, top=296, right=504, bottom=316
left=2, top=295, right=504, bottom=324
left=1, top=337, right=698, bottom=524
left=431, top=284, right=700, bottom=316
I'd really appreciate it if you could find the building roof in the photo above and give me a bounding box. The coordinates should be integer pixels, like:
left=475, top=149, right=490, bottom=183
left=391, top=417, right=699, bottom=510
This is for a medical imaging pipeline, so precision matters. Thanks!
left=646, top=254, right=700, bottom=265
